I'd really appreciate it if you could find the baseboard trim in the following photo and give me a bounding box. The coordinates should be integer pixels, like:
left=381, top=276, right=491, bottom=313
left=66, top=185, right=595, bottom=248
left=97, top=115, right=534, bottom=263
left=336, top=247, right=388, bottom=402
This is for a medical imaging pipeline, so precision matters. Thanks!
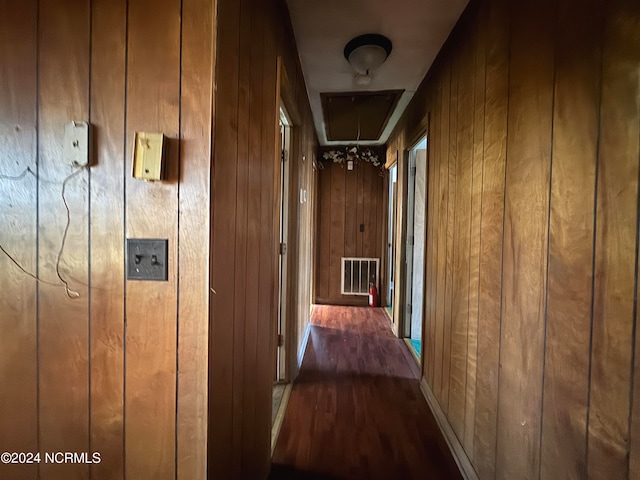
left=298, top=321, right=311, bottom=369
left=271, top=383, right=293, bottom=456
left=419, top=377, right=479, bottom=480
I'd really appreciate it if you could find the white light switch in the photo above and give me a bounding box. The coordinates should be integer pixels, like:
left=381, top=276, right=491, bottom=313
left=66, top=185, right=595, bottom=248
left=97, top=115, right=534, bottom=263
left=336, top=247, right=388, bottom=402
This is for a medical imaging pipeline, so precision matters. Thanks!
left=64, top=121, right=90, bottom=167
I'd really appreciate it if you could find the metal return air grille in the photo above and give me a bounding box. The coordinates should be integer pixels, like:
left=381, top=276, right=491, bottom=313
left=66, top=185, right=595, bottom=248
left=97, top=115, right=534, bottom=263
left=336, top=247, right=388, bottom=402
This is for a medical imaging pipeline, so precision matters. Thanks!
left=341, top=257, right=379, bottom=296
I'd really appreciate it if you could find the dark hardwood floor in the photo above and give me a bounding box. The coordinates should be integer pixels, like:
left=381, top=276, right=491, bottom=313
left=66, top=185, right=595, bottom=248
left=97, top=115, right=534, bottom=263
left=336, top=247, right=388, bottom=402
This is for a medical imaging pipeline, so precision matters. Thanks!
left=270, top=306, right=462, bottom=480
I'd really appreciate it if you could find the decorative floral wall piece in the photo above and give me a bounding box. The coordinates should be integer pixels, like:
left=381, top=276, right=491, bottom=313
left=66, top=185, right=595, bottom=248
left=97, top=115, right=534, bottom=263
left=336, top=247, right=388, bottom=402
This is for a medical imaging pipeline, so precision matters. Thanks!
left=322, top=146, right=382, bottom=168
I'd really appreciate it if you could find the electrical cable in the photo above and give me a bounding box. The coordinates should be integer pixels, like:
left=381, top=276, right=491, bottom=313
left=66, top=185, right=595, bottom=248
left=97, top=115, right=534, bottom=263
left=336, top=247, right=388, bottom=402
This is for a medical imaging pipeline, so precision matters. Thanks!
left=0, top=165, right=86, bottom=298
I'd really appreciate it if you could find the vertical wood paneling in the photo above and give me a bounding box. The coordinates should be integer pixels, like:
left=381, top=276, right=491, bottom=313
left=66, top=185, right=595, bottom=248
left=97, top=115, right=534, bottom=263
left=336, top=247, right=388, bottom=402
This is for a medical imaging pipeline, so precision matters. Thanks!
left=231, top=0, right=253, bottom=474
left=496, top=0, right=554, bottom=477
left=449, top=29, right=473, bottom=439
left=464, top=5, right=486, bottom=455
left=0, top=0, right=233, bottom=477
left=388, top=0, right=640, bottom=478
left=441, top=53, right=458, bottom=412
left=38, top=1, right=91, bottom=478
left=473, top=0, right=508, bottom=476
left=435, top=65, right=450, bottom=405
left=177, top=0, right=214, bottom=478
left=345, top=168, right=358, bottom=258
left=315, top=161, right=385, bottom=305
left=632, top=269, right=640, bottom=477
left=125, top=0, right=180, bottom=477
left=317, top=169, right=331, bottom=300
left=329, top=162, right=345, bottom=299
left=240, top=0, right=264, bottom=474
left=588, top=0, right=640, bottom=477
left=540, top=0, right=602, bottom=477
left=257, top=14, right=278, bottom=476
left=0, top=2, right=38, bottom=479
left=425, top=114, right=437, bottom=381
left=366, top=164, right=379, bottom=259
left=89, top=0, right=126, bottom=478
left=210, top=0, right=240, bottom=475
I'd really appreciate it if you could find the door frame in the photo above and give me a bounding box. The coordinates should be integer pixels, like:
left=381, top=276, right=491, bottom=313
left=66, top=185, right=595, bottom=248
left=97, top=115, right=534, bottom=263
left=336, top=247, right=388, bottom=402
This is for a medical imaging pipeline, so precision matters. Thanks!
left=397, top=128, right=429, bottom=362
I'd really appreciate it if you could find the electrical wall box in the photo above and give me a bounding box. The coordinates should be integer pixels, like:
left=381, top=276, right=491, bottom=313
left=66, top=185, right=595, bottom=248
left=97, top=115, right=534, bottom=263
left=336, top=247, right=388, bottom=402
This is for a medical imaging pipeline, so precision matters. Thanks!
left=126, top=238, right=168, bottom=281
left=64, top=121, right=91, bottom=167
left=132, top=132, right=166, bottom=181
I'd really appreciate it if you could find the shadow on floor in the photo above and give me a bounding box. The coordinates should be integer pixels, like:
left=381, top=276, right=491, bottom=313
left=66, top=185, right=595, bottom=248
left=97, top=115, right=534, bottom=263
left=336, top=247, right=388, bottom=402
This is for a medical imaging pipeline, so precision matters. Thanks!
left=269, top=464, right=346, bottom=480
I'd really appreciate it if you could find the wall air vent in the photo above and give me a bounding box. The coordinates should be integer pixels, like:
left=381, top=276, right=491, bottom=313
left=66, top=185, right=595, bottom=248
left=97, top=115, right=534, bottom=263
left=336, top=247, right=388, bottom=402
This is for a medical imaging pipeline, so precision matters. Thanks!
left=341, top=257, right=379, bottom=296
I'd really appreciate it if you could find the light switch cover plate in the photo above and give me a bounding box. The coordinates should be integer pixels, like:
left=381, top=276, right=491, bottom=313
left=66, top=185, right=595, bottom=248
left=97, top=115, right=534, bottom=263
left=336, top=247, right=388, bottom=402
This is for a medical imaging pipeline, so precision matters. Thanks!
left=132, top=132, right=166, bottom=181
left=126, top=238, right=168, bottom=281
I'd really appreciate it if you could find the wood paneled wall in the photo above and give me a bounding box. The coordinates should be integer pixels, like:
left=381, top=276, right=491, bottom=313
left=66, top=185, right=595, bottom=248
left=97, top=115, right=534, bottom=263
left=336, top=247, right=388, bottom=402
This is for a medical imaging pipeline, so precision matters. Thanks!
left=0, top=1, right=213, bottom=479
left=315, top=160, right=385, bottom=306
left=387, top=0, right=640, bottom=478
left=210, top=0, right=317, bottom=477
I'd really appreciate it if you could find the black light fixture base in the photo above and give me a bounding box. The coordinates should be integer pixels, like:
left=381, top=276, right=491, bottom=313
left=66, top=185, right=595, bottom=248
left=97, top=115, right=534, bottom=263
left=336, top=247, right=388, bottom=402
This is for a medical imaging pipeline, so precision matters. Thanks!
left=343, top=34, right=393, bottom=61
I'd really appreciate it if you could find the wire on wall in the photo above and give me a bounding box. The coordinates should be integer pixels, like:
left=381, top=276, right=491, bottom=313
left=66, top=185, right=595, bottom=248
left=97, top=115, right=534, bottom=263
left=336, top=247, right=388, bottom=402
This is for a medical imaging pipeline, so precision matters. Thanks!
left=0, top=165, right=87, bottom=299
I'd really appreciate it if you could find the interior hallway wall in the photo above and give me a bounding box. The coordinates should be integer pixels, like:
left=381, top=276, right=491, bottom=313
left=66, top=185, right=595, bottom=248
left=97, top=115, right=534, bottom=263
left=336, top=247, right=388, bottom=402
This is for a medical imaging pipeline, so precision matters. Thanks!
left=387, top=0, right=640, bottom=478
left=315, top=159, right=386, bottom=306
left=210, top=0, right=317, bottom=477
left=0, top=0, right=214, bottom=479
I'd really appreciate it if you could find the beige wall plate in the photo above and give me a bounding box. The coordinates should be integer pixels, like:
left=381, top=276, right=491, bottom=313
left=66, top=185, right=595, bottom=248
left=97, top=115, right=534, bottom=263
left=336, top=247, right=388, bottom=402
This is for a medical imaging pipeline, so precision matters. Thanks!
left=64, top=121, right=91, bottom=167
left=132, top=132, right=166, bottom=181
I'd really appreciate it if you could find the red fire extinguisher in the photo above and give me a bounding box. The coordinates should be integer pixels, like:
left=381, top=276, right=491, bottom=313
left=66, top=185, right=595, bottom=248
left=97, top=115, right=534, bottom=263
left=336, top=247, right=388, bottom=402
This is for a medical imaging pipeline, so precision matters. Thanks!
left=369, top=283, right=378, bottom=308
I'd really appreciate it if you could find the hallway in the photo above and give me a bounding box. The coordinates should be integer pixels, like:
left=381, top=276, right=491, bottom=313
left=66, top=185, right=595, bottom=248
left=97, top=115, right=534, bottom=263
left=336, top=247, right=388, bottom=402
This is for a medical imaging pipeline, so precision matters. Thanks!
left=271, top=306, right=461, bottom=479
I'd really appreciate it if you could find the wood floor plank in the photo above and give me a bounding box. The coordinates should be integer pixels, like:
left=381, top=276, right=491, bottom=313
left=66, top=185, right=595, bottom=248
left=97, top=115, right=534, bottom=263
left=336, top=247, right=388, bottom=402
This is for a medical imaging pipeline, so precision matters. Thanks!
left=272, top=306, right=462, bottom=480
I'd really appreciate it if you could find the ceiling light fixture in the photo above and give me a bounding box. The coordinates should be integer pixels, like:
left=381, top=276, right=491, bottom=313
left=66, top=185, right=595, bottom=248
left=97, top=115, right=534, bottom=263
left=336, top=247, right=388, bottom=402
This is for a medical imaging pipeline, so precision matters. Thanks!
left=344, top=34, right=393, bottom=87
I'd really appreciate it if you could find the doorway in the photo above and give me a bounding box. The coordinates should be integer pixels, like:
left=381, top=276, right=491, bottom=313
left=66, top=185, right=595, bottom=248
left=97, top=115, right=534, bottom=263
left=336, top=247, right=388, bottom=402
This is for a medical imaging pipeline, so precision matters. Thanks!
left=386, top=162, right=398, bottom=319
left=404, top=136, right=427, bottom=360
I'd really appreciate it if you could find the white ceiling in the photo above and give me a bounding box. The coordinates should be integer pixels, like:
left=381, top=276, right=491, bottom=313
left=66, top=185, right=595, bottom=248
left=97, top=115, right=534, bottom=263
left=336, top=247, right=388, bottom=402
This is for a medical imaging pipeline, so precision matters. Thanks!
left=286, top=0, right=469, bottom=146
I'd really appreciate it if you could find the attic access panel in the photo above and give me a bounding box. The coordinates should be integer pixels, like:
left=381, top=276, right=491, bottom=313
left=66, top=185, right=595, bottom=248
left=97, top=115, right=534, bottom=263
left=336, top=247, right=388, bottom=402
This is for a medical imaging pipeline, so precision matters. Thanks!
left=321, top=90, right=404, bottom=142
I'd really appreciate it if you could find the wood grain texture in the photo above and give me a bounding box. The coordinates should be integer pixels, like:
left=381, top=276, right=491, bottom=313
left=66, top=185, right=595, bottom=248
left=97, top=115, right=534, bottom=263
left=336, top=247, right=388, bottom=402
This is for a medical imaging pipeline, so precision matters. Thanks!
left=37, top=1, right=91, bottom=478
left=316, top=166, right=331, bottom=301
left=473, top=0, right=508, bottom=476
left=496, top=0, right=554, bottom=477
left=177, top=0, right=214, bottom=478
left=272, top=306, right=462, bottom=480
left=124, top=0, right=180, bottom=477
left=210, top=0, right=240, bottom=475
left=329, top=162, right=345, bottom=300
left=315, top=161, right=385, bottom=306
left=345, top=166, right=358, bottom=258
left=464, top=5, right=486, bottom=456
left=434, top=65, right=450, bottom=406
left=89, top=0, right=126, bottom=477
left=386, top=0, right=640, bottom=478
left=0, top=2, right=38, bottom=479
left=588, top=0, right=640, bottom=477
left=540, top=0, right=602, bottom=477
left=632, top=250, right=640, bottom=478
left=239, top=0, right=264, bottom=474
left=441, top=49, right=458, bottom=414
left=449, top=29, right=473, bottom=440
left=1, top=1, right=217, bottom=478
left=231, top=0, right=253, bottom=473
